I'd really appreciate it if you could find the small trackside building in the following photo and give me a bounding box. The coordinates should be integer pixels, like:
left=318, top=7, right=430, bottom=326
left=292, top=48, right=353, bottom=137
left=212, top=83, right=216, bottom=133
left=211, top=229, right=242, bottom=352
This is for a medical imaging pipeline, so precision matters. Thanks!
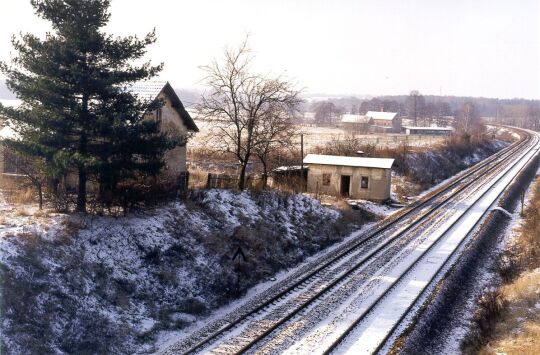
left=303, top=154, right=394, bottom=201
left=404, top=126, right=454, bottom=136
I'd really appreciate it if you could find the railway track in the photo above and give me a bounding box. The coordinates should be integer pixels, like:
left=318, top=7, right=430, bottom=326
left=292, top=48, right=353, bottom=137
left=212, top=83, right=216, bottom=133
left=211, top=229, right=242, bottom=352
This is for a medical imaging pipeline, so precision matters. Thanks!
left=162, top=129, right=539, bottom=355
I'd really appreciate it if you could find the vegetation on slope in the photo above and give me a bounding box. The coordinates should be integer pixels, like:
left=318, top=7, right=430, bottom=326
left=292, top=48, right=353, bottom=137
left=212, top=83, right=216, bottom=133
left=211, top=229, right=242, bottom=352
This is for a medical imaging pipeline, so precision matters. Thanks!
left=0, top=189, right=368, bottom=354
left=462, top=177, right=540, bottom=354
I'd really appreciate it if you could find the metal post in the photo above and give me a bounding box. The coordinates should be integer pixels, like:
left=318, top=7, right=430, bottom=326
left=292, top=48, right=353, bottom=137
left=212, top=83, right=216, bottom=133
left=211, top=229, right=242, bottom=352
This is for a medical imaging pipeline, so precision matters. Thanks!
left=300, top=134, right=305, bottom=192
left=521, top=189, right=525, bottom=215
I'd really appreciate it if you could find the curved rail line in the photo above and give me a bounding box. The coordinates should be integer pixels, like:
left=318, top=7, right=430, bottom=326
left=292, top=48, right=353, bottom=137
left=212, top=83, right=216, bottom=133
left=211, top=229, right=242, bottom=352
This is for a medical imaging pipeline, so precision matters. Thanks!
left=167, top=130, right=532, bottom=355
left=323, top=129, right=540, bottom=355
left=227, top=130, right=537, bottom=355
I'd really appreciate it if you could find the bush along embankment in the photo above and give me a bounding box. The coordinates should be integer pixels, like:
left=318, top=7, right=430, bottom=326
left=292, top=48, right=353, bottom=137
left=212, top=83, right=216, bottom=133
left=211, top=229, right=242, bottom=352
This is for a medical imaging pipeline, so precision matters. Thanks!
left=315, top=133, right=512, bottom=202
left=0, top=189, right=370, bottom=354
left=461, top=176, right=540, bottom=354
left=392, top=137, right=511, bottom=202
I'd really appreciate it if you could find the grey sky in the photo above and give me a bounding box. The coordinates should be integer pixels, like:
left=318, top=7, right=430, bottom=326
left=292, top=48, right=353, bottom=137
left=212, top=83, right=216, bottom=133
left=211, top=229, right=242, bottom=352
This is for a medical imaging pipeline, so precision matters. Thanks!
left=1, top=0, right=539, bottom=99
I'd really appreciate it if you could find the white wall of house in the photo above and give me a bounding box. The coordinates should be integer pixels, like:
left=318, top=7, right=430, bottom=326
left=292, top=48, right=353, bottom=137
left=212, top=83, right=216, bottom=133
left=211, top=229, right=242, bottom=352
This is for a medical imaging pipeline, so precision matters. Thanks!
left=150, top=91, right=190, bottom=179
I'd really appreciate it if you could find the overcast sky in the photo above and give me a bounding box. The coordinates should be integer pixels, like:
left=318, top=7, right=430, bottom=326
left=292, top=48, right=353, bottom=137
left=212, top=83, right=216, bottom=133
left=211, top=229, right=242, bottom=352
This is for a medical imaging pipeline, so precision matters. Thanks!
left=1, top=0, right=539, bottom=99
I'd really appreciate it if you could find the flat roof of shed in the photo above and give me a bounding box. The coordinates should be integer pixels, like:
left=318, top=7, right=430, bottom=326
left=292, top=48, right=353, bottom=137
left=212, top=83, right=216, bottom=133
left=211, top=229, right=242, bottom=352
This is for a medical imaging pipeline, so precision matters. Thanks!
left=303, top=154, right=394, bottom=169
left=404, top=126, right=454, bottom=131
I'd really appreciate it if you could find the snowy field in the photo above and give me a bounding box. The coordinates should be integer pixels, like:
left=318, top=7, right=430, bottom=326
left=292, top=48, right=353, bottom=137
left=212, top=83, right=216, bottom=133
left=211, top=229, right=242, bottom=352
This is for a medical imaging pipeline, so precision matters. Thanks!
left=190, top=119, right=448, bottom=153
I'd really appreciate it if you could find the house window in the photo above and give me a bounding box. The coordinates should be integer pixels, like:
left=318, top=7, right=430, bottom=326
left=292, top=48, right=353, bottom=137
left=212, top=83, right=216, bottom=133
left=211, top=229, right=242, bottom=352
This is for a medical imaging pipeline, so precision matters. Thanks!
left=156, top=108, right=163, bottom=122
left=361, top=176, right=369, bottom=189
left=322, top=173, right=331, bottom=186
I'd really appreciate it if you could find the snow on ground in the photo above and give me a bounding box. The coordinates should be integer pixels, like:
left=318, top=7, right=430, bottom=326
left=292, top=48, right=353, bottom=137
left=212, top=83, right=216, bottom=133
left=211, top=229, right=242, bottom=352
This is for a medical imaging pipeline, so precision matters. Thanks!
left=0, top=135, right=513, bottom=354
left=0, top=189, right=360, bottom=354
left=392, top=139, right=510, bottom=203
left=155, top=221, right=379, bottom=352
left=489, top=125, right=522, bottom=141
left=435, top=170, right=539, bottom=353
left=346, top=199, right=400, bottom=218
left=190, top=120, right=448, bottom=152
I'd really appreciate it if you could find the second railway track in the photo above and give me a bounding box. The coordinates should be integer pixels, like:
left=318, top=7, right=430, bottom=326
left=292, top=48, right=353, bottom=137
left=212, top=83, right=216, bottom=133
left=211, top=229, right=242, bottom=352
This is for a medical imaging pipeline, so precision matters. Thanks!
left=162, top=128, right=539, bottom=355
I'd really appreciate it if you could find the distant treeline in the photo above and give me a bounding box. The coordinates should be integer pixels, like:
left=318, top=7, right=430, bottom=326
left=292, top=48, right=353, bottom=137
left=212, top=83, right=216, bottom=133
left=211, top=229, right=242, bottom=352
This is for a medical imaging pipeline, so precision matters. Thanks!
left=307, top=94, right=539, bottom=117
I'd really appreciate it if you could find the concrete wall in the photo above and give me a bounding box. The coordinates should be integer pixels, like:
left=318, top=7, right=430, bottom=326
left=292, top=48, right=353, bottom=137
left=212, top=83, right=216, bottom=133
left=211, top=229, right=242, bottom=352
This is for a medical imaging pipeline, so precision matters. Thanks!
left=306, top=164, right=392, bottom=201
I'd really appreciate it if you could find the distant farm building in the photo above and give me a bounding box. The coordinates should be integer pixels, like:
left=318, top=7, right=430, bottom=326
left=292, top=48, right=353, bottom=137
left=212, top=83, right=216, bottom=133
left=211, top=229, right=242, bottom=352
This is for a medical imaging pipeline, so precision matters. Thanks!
left=340, top=114, right=373, bottom=132
left=404, top=126, right=454, bottom=136
left=366, top=111, right=401, bottom=133
left=303, top=154, right=394, bottom=201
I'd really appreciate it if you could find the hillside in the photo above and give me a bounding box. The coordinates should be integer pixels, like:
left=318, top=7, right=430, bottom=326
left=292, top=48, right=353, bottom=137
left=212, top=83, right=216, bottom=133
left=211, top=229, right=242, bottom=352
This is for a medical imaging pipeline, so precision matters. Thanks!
left=0, top=189, right=365, bottom=354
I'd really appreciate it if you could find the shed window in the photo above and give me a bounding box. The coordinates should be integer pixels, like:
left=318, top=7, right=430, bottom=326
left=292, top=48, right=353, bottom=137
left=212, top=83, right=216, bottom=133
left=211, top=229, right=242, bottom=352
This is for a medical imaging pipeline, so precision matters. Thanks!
left=361, top=176, right=369, bottom=189
left=322, top=173, right=331, bottom=186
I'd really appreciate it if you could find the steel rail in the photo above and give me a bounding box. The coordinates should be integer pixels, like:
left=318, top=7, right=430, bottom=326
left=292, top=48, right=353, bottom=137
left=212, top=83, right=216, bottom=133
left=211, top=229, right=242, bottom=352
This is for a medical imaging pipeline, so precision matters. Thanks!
left=172, top=131, right=530, bottom=355
left=322, top=131, right=539, bottom=355
left=227, top=131, right=534, bottom=354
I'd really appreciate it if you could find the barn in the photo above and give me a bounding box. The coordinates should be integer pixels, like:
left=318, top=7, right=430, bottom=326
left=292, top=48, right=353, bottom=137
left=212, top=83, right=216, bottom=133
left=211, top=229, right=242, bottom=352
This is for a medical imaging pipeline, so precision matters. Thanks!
left=303, top=154, right=394, bottom=201
left=340, top=114, right=373, bottom=133
left=366, top=111, right=401, bottom=133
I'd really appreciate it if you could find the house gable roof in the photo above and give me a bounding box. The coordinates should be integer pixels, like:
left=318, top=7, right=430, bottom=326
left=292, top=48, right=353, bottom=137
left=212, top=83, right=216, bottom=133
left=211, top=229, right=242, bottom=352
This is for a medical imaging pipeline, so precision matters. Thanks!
left=128, top=81, right=199, bottom=132
left=365, top=111, right=397, bottom=121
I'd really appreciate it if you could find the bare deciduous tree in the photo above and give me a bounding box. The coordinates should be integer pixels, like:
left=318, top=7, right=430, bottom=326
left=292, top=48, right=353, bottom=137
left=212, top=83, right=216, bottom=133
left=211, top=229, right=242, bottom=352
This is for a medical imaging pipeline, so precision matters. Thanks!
left=406, top=90, right=425, bottom=126
left=198, top=39, right=302, bottom=190
left=454, top=101, right=485, bottom=140
left=253, top=102, right=300, bottom=186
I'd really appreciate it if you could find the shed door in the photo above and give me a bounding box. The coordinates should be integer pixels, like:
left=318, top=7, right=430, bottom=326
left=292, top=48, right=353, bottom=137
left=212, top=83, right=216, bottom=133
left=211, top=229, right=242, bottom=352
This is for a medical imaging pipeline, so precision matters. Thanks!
left=340, top=175, right=351, bottom=196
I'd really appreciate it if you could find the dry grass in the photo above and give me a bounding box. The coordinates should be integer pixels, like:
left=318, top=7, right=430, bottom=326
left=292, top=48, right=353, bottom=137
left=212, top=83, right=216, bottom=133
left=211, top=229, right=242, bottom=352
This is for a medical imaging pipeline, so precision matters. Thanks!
left=188, top=169, right=210, bottom=189
left=1, top=176, right=36, bottom=205
left=467, top=177, right=540, bottom=354
left=14, top=207, right=31, bottom=217
left=477, top=271, right=540, bottom=355
left=33, top=209, right=50, bottom=218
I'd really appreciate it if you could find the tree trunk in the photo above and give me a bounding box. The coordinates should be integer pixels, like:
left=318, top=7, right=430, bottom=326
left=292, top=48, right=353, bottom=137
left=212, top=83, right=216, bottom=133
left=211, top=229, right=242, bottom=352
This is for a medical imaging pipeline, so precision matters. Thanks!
left=37, top=183, right=43, bottom=210
left=77, top=94, right=89, bottom=213
left=260, top=157, right=268, bottom=189
left=238, top=161, right=247, bottom=190
left=77, top=168, right=87, bottom=213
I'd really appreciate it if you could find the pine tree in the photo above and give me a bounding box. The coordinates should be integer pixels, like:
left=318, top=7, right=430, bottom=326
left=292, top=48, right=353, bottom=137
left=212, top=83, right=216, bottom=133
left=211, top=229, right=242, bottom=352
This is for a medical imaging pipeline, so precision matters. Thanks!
left=0, top=0, right=173, bottom=212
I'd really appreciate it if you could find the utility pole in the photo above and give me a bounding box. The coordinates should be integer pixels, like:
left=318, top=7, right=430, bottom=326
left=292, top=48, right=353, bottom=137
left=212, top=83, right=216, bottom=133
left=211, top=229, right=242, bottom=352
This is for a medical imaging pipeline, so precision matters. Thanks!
left=300, top=134, right=305, bottom=192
